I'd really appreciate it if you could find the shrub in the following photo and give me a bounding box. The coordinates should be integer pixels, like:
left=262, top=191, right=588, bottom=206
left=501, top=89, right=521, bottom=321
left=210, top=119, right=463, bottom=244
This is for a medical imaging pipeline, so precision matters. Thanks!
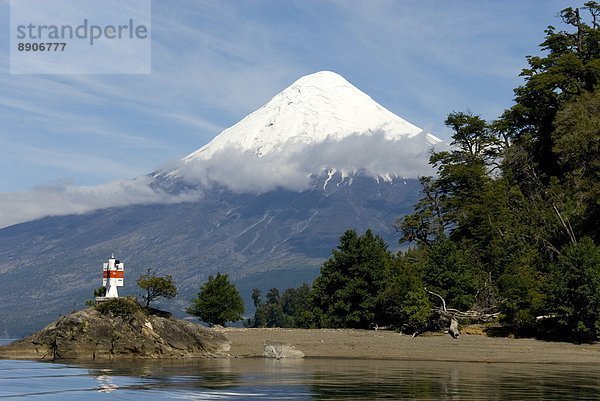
left=96, top=297, right=142, bottom=317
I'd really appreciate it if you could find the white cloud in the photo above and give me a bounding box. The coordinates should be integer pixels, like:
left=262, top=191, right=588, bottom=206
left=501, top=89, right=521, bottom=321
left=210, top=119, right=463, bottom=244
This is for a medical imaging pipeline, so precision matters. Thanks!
left=175, top=132, right=441, bottom=193
left=0, top=176, right=200, bottom=229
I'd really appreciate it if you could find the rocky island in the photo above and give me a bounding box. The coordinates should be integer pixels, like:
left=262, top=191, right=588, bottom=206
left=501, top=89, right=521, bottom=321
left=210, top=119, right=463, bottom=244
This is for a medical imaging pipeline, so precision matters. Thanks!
left=0, top=299, right=229, bottom=361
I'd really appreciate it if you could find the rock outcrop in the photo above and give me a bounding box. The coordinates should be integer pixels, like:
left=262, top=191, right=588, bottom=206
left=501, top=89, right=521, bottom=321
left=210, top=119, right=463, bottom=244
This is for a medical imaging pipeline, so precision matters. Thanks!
left=0, top=306, right=230, bottom=360
left=263, top=340, right=305, bottom=359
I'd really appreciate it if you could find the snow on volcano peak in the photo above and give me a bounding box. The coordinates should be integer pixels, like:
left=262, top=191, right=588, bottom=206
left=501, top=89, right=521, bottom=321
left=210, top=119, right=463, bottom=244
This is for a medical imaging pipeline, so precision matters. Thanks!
left=184, top=71, right=434, bottom=161
left=165, top=71, right=444, bottom=192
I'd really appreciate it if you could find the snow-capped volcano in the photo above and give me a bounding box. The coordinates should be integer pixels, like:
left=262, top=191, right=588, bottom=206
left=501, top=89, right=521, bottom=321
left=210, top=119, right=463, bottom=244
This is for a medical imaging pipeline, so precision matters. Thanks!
left=185, top=71, right=440, bottom=161
left=0, top=71, right=438, bottom=336
left=165, top=71, right=442, bottom=191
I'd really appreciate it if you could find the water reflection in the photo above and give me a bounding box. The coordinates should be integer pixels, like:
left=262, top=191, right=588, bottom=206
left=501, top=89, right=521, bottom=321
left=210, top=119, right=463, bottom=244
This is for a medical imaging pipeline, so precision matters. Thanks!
left=307, top=360, right=600, bottom=400
left=3, top=357, right=600, bottom=400
left=78, top=358, right=600, bottom=400
left=94, top=373, right=118, bottom=393
left=81, top=358, right=242, bottom=391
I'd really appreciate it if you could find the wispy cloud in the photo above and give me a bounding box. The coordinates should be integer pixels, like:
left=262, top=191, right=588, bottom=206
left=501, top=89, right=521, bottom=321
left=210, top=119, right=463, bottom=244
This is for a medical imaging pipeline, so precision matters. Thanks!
left=0, top=176, right=200, bottom=229
left=175, top=132, right=441, bottom=193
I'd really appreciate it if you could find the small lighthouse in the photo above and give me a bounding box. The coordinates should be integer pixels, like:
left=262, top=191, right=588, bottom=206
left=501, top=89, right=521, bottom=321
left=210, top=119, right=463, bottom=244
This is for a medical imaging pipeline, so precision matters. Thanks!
left=102, top=254, right=124, bottom=298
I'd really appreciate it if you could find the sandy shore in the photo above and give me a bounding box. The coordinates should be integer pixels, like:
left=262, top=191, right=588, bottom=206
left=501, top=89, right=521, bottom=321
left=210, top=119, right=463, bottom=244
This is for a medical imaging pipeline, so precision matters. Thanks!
left=215, top=327, right=600, bottom=364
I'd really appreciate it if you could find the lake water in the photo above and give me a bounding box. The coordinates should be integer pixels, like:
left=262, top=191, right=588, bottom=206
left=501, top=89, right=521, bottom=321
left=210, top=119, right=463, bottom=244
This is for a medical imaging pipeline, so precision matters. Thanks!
left=2, top=340, right=600, bottom=400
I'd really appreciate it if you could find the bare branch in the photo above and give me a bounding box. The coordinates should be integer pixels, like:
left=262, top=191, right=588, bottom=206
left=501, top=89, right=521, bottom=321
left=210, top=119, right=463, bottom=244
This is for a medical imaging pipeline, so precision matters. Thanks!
left=424, top=288, right=447, bottom=312
left=552, top=204, right=577, bottom=245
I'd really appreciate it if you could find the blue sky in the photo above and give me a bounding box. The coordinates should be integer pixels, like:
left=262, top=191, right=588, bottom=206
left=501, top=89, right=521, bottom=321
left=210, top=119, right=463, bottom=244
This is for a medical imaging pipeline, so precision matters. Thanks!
left=0, top=1, right=577, bottom=193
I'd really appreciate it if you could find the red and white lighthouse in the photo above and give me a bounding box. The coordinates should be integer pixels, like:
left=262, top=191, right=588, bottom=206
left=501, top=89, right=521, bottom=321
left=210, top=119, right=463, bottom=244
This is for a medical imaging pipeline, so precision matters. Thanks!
left=102, top=254, right=124, bottom=298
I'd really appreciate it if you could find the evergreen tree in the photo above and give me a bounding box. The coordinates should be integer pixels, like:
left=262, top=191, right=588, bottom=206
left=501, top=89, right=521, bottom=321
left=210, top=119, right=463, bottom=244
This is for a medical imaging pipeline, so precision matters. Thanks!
left=544, top=238, right=600, bottom=341
left=378, top=251, right=431, bottom=332
left=280, top=284, right=313, bottom=328
left=249, top=284, right=313, bottom=328
left=552, top=89, right=600, bottom=242
left=498, top=250, right=545, bottom=335
left=397, top=112, right=498, bottom=311
left=249, top=288, right=267, bottom=327
left=311, top=229, right=392, bottom=328
left=499, top=3, right=600, bottom=181
left=263, top=288, right=285, bottom=327
left=495, top=4, right=600, bottom=336
left=187, top=273, right=244, bottom=326
left=421, top=239, right=482, bottom=311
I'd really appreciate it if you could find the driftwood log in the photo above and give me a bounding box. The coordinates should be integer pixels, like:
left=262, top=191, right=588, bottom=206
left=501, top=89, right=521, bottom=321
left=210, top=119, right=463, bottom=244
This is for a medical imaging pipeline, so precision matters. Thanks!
left=371, top=289, right=500, bottom=338
left=424, top=288, right=501, bottom=339
left=425, top=288, right=460, bottom=339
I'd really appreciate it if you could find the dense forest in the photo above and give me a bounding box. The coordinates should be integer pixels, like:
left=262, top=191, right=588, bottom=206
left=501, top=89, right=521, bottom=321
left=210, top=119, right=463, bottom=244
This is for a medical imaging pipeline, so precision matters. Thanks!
left=247, top=3, right=600, bottom=342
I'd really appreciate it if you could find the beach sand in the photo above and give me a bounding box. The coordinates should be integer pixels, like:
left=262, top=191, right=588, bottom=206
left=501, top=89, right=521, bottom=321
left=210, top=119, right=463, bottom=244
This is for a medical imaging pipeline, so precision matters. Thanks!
left=216, top=327, right=600, bottom=364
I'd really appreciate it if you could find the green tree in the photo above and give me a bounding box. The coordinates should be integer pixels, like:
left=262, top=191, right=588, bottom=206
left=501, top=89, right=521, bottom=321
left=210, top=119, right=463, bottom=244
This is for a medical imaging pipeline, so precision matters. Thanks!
left=311, top=229, right=392, bottom=328
left=430, top=112, right=500, bottom=245
left=544, top=238, right=600, bottom=341
left=96, top=297, right=143, bottom=317
left=552, top=89, right=600, bottom=242
left=397, top=112, right=499, bottom=311
left=248, top=288, right=267, bottom=327
left=421, top=239, right=483, bottom=311
left=249, top=284, right=313, bottom=328
left=499, top=3, right=600, bottom=180
left=251, top=288, right=262, bottom=308
left=187, top=273, right=244, bottom=326
left=397, top=176, right=449, bottom=248
left=136, top=270, right=178, bottom=308
left=378, top=252, right=432, bottom=332
left=280, top=283, right=313, bottom=328
left=498, top=250, right=545, bottom=335
left=263, top=288, right=285, bottom=327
